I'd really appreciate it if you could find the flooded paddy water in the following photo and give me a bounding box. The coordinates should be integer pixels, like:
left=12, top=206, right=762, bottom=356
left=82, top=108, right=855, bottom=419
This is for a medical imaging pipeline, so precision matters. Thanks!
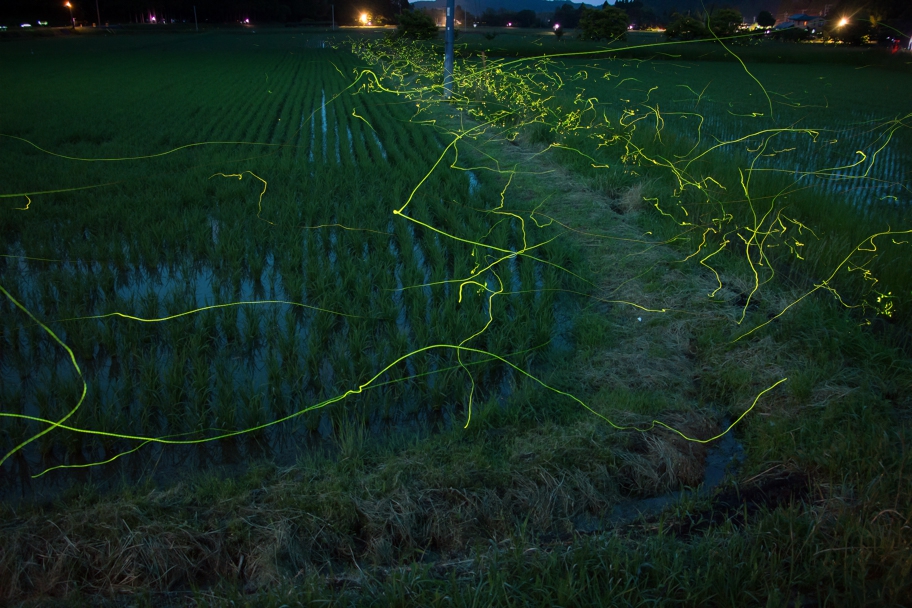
left=0, top=160, right=566, bottom=504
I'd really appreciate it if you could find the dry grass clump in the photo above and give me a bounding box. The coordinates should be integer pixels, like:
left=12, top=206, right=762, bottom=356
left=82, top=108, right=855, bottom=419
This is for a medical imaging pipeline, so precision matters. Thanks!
left=614, top=412, right=716, bottom=496
left=585, top=341, right=691, bottom=396
left=695, top=334, right=793, bottom=421
left=615, top=182, right=650, bottom=215
left=1, top=491, right=244, bottom=601
left=805, top=382, right=858, bottom=410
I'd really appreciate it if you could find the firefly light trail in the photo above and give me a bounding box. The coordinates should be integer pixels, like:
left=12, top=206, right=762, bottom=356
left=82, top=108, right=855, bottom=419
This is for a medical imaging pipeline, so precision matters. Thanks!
left=1, top=31, right=909, bottom=477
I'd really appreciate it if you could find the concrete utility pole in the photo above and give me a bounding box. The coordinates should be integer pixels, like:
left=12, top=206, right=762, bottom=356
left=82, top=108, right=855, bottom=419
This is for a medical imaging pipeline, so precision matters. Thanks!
left=444, top=0, right=455, bottom=98
left=193, top=5, right=198, bottom=31
left=332, top=4, right=335, bottom=30
left=95, top=0, right=100, bottom=25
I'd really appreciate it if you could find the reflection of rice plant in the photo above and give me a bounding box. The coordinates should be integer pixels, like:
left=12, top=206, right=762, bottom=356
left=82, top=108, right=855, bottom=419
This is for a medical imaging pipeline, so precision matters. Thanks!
left=264, top=349, right=286, bottom=418
left=137, top=356, right=163, bottom=432
left=239, top=381, right=267, bottom=437
left=162, top=355, right=187, bottom=432
left=240, top=307, right=261, bottom=351
left=213, top=358, right=238, bottom=431
left=188, top=351, right=212, bottom=433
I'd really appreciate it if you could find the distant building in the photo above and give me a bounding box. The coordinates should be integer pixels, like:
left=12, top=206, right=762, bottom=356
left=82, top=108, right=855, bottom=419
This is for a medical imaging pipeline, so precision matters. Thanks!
left=787, top=13, right=826, bottom=31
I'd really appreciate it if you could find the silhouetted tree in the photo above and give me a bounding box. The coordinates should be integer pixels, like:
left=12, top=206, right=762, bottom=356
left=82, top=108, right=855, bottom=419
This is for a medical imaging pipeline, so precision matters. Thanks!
left=395, top=8, right=437, bottom=39
left=756, top=10, right=775, bottom=27
left=579, top=4, right=629, bottom=40
left=515, top=9, right=538, bottom=27
left=665, top=12, right=709, bottom=39
left=552, top=3, right=582, bottom=29
left=709, top=7, right=742, bottom=36
left=614, top=0, right=659, bottom=28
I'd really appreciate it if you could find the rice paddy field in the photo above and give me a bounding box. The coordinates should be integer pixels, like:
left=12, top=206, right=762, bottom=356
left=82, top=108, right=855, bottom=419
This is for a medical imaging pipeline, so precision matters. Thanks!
left=1, top=26, right=911, bottom=606
left=1, top=29, right=576, bottom=481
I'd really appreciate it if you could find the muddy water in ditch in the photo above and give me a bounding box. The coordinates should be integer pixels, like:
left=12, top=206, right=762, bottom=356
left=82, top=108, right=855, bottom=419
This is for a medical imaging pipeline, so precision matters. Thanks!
left=572, top=421, right=746, bottom=533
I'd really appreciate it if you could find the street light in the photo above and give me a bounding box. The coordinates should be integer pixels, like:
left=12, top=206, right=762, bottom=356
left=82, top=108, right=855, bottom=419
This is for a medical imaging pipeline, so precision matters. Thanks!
left=65, top=1, right=74, bottom=28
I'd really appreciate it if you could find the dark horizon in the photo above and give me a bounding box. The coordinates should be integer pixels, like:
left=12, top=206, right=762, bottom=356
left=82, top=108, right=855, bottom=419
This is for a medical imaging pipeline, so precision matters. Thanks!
left=0, top=0, right=785, bottom=27
left=0, top=0, right=408, bottom=26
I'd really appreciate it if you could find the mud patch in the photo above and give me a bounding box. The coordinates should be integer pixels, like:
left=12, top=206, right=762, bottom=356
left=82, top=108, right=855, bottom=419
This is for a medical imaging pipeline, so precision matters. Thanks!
left=664, top=470, right=812, bottom=539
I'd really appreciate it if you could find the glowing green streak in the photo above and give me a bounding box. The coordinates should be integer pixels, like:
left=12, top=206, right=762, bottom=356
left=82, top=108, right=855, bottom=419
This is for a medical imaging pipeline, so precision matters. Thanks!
left=7, top=31, right=907, bottom=479
left=210, top=171, right=271, bottom=224
left=0, top=284, right=87, bottom=470
left=733, top=229, right=912, bottom=342
left=0, top=133, right=282, bottom=162
left=18, top=344, right=547, bottom=477
left=58, top=299, right=377, bottom=325
left=0, top=182, right=123, bottom=199
left=10, top=339, right=786, bottom=472
left=707, top=27, right=773, bottom=119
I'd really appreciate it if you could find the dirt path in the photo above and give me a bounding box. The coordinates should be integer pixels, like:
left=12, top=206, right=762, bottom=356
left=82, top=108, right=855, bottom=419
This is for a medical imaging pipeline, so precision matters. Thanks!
left=428, top=119, right=781, bottom=486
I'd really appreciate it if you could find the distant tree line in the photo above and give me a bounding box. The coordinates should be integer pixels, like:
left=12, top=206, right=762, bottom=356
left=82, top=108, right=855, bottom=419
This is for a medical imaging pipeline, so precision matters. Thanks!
left=5, top=0, right=908, bottom=40
left=479, top=7, right=541, bottom=28
left=664, top=7, right=743, bottom=39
